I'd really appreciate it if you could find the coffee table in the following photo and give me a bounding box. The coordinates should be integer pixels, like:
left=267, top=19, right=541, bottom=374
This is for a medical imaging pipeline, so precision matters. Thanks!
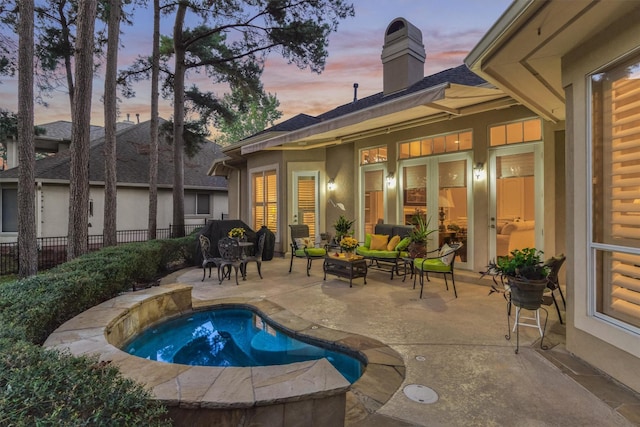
left=323, top=255, right=367, bottom=287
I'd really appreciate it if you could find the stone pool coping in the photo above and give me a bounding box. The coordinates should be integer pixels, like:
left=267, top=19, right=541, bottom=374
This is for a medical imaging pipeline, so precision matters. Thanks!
left=43, top=283, right=405, bottom=416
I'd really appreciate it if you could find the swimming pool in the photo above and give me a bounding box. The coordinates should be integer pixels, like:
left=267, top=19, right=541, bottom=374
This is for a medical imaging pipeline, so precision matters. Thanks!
left=124, top=307, right=363, bottom=383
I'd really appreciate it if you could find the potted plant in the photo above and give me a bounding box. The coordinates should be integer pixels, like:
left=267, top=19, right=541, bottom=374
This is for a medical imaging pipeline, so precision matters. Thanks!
left=228, top=227, right=246, bottom=241
left=407, top=214, right=436, bottom=258
left=333, top=215, right=355, bottom=243
left=485, top=248, right=550, bottom=309
left=339, top=236, right=359, bottom=256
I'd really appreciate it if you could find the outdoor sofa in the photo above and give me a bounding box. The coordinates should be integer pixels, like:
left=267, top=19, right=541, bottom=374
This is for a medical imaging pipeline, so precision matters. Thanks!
left=356, top=224, right=413, bottom=279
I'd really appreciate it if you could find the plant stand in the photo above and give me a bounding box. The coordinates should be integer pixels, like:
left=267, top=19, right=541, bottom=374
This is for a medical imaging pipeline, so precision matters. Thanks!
left=505, top=278, right=549, bottom=354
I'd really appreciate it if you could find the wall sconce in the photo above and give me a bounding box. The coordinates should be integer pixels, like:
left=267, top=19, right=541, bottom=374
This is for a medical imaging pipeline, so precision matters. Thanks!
left=327, top=178, right=336, bottom=191
left=386, top=172, right=396, bottom=188
left=473, top=163, right=485, bottom=181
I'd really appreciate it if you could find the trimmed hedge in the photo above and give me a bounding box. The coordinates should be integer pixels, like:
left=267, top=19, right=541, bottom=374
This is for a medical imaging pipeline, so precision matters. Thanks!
left=0, top=235, right=196, bottom=426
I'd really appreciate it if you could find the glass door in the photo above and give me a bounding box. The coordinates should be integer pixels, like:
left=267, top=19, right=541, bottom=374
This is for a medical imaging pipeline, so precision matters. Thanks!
left=489, top=144, right=543, bottom=260
left=292, top=171, right=319, bottom=240
left=438, top=158, right=468, bottom=263
left=361, top=166, right=386, bottom=235
left=399, top=154, right=471, bottom=265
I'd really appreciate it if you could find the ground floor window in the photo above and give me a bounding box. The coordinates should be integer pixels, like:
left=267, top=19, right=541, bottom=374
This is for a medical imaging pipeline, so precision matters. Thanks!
left=591, top=54, right=640, bottom=328
left=1, top=188, right=17, bottom=232
left=185, top=193, right=210, bottom=215
left=252, top=169, right=278, bottom=235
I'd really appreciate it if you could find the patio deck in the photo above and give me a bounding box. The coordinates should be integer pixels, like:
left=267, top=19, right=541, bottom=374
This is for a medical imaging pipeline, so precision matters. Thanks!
left=51, top=258, right=620, bottom=427
left=159, top=257, right=640, bottom=425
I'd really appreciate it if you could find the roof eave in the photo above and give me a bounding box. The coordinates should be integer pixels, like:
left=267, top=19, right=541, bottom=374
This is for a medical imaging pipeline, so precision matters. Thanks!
left=241, top=82, right=451, bottom=155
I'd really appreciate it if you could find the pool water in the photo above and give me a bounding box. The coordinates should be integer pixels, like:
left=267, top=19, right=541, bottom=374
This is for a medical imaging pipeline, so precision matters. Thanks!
left=124, top=307, right=363, bottom=383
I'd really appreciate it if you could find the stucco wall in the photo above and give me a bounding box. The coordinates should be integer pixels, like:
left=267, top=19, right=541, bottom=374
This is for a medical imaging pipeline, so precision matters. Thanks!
left=562, top=11, right=640, bottom=393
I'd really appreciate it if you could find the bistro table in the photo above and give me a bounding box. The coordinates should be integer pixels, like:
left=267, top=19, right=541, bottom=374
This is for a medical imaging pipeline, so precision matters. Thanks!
left=323, top=254, right=367, bottom=287
left=238, top=241, right=254, bottom=258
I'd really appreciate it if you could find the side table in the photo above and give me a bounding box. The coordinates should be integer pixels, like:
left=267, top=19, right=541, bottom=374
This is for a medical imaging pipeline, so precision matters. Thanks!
left=323, top=255, right=367, bottom=287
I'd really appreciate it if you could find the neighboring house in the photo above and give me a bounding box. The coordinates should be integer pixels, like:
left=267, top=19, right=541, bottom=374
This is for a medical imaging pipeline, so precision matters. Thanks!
left=0, top=119, right=228, bottom=242
left=466, top=0, right=640, bottom=396
left=211, top=17, right=565, bottom=279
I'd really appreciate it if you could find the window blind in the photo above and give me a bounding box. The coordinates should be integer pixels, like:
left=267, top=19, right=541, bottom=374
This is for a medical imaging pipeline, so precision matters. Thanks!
left=599, top=65, right=640, bottom=326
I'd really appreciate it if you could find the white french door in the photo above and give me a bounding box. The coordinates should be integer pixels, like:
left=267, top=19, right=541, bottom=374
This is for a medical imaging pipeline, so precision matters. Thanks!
left=488, top=143, right=544, bottom=260
left=292, top=171, right=320, bottom=241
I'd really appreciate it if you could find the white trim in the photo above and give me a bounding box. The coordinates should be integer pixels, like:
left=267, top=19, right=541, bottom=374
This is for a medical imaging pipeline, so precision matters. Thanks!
left=487, top=142, right=544, bottom=260
left=249, top=163, right=280, bottom=241
left=292, top=170, right=321, bottom=242
left=581, top=55, right=640, bottom=357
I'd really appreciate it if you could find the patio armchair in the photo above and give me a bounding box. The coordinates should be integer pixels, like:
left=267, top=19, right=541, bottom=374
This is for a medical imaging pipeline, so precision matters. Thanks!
left=198, top=235, right=220, bottom=282
left=289, top=224, right=327, bottom=276
left=240, top=233, right=266, bottom=280
left=413, top=243, right=463, bottom=298
left=543, top=254, right=566, bottom=324
left=217, top=237, right=243, bottom=285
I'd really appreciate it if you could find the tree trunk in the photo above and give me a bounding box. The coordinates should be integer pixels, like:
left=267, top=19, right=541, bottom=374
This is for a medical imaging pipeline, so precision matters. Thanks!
left=103, top=0, right=121, bottom=247
left=57, top=0, right=75, bottom=112
left=17, top=0, right=37, bottom=278
left=67, top=0, right=96, bottom=260
left=148, top=0, right=159, bottom=240
left=171, top=3, right=186, bottom=238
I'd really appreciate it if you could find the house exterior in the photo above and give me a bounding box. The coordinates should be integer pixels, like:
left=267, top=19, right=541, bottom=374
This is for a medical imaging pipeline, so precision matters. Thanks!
left=466, top=0, right=640, bottom=394
left=211, top=17, right=565, bottom=278
left=0, top=119, right=228, bottom=242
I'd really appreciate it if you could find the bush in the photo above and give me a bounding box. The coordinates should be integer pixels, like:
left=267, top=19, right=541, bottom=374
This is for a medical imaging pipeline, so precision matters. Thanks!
left=0, top=235, right=195, bottom=425
left=0, top=340, right=171, bottom=426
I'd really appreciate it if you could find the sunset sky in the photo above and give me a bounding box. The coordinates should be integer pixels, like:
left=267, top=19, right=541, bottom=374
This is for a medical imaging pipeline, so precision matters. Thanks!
left=0, top=0, right=512, bottom=129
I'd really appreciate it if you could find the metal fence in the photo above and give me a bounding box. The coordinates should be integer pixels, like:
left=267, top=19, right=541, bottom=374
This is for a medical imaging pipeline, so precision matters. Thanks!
left=0, top=224, right=204, bottom=276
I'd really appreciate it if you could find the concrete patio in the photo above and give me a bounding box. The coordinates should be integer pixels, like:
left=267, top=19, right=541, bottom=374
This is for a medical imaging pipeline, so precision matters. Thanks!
left=157, top=256, right=640, bottom=426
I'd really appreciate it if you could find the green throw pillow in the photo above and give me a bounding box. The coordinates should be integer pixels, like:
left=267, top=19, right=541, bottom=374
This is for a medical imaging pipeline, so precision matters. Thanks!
left=364, top=233, right=372, bottom=249
left=396, top=236, right=411, bottom=251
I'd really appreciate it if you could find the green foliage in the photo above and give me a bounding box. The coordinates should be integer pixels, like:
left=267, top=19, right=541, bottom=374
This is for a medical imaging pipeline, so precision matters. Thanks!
left=0, top=236, right=194, bottom=345
left=490, top=248, right=549, bottom=280
left=333, top=215, right=355, bottom=235
left=159, top=118, right=211, bottom=158
left=408, top=214, right=436, bottom=244
left=0, top=236, right=195, bottom=425
left=0, top=340, right=170, bottom=426
left=119, top=0, right=354, bottom=152
left=215, top=90, right=283, bottom=145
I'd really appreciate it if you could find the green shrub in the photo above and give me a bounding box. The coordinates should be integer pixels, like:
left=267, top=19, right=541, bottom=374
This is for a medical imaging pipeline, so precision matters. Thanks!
left=0, top=339, right=170, bottom=426
left=0, top=235, right=195, bottom=425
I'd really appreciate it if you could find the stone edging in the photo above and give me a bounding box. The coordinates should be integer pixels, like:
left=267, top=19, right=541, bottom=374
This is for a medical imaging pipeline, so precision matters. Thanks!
left=43, top=284, right=406, bottom=418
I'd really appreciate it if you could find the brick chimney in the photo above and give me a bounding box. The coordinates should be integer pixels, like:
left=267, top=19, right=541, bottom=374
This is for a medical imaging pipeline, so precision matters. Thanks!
left=381, top=18, right=426, bottom=96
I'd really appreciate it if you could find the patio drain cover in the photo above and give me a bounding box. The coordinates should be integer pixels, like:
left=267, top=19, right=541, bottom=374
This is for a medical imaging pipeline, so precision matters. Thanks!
left=403, top=384, right=438, bottom=404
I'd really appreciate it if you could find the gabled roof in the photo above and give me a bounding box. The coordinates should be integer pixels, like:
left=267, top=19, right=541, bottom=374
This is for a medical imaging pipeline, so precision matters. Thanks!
left=0, top=120, right=227, bottom=190
left=237, top=64, right=513, bottom=155
left=36, top=120, right=108, bottom=141
left=317, top=65, right=487, bottom=122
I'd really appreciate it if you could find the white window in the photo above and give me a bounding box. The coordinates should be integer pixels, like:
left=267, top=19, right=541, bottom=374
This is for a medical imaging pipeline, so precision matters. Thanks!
left=590, top=55, right=640, bottom=329
left=1, top=188, right=17, bottom=232
left=185, top=192, right=210, bottom=215
left=252, top=169, right=278, bottom=235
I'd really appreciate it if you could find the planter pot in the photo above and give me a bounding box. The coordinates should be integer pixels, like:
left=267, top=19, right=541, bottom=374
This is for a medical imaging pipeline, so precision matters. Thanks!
left=508, top=277, right=547, bottom=310
left=408, top=242, right=427, bottom=258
